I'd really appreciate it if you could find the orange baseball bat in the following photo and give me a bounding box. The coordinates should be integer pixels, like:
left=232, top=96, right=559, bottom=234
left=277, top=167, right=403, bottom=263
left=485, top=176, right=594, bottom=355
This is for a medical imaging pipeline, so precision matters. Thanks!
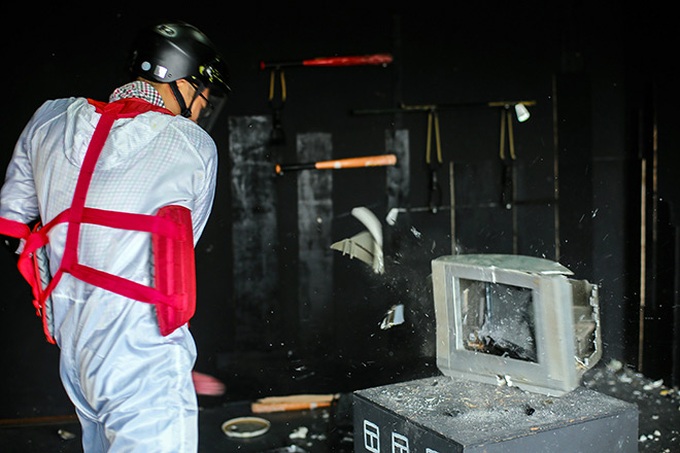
left=275, top=154, right=397, bottom=175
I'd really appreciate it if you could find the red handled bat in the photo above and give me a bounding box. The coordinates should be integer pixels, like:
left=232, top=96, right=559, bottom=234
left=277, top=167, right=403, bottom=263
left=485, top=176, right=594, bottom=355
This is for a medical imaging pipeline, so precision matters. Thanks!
left=275, top=154, right=397, bottom=175
left=261, top=53, right=393, bottom=70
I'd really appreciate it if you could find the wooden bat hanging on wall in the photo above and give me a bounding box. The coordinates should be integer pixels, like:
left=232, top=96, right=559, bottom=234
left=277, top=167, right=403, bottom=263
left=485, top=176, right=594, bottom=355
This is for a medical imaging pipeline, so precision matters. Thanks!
left=260, top=53, right=393, bottom=70
left=275, top=154, right=397, bottom=175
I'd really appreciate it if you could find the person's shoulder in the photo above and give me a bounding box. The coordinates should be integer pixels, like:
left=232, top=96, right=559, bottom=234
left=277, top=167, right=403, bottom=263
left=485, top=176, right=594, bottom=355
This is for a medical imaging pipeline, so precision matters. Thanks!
left=35, top=97, right=88, bottom=117
left=40, top=96, right=86, bottom=108
left=23, top=98, right=86, bottom=131
left=169, top=116, right=217, bottom=149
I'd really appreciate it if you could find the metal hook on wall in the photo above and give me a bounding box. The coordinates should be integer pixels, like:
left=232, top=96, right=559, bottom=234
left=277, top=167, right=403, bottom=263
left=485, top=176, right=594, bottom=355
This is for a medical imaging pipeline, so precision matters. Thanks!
left=268, top=68, right=287, bottom=145
left=260, top=53, right=393, bottom=147
left=425, top=107, right=444, bottom=214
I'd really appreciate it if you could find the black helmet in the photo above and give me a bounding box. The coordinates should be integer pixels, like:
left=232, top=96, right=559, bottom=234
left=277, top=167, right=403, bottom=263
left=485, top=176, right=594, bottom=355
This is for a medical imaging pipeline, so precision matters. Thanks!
left=130, top=21, right=230, bottom=94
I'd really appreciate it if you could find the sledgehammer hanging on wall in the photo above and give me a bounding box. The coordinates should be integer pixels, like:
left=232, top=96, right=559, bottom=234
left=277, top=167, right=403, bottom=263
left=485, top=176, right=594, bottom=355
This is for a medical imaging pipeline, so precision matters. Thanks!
left=274, top=154, right=397, bottom=175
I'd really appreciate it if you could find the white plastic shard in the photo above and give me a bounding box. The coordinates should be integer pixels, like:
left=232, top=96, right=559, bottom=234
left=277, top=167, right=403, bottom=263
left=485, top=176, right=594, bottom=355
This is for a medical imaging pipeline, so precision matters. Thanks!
left=331, top=230, right=376, bottom=266
left=330, top=206, right=384, bottom=274
left=380, top=304, right=404, bottom=330
left=385, top=207, right=399, bottom=226
left=350, top=207, right=383, bottom=250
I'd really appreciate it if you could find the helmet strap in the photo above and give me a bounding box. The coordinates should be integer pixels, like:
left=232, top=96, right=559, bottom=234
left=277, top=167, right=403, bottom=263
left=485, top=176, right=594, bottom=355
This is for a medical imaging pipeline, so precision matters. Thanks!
left=169, top=81, right=192, bottom=118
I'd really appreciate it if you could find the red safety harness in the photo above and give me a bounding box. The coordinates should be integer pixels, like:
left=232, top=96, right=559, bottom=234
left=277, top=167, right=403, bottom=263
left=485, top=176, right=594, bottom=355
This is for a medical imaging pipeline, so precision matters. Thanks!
left=0, top=98, right=197, bottom=343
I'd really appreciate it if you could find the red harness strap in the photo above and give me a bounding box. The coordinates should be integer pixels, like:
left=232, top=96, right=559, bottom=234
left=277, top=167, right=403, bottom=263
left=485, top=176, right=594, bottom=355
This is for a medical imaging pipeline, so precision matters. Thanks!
left=0, top=98, right=197, bottom=342
left=0, top=217, right=32, bottom=285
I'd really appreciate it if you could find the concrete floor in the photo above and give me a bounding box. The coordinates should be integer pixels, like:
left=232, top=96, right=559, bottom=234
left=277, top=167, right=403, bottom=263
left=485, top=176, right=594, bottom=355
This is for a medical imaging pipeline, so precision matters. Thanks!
left=1, top=360, right=678, bottom=452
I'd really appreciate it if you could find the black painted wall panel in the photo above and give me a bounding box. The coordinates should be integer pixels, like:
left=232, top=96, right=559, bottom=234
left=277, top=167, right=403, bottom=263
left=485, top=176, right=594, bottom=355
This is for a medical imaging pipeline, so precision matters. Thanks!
left=296, top=133, right=334, bottom=352
left=1, top=3, right=676, bottom=415
left=230, top=115, right=281, bottom=350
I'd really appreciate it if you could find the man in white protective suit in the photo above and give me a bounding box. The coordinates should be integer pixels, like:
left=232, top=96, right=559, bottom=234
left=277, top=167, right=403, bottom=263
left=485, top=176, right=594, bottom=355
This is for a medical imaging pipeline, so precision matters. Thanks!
left=0, top=20, right=230, bottom=452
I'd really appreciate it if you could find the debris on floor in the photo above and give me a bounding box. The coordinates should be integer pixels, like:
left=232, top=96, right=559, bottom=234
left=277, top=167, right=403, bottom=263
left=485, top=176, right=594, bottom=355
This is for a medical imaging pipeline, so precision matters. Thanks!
left=289, top=426, right=308, bottom=439
left=57, top=428, right=76, bottom=440
left=583, top=359, right=680, bottom=452
left=379, top=304, right=404, bottom=330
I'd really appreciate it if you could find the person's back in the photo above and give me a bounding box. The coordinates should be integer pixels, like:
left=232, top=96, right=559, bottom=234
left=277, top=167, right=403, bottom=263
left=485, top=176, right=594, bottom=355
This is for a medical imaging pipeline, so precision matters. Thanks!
left=24, top=89, right=216, bottom=300
left=0, top=20, right=230, bottom=452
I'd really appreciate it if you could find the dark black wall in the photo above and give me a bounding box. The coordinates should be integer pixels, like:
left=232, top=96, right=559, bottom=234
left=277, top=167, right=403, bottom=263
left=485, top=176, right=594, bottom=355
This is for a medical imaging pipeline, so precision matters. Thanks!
left=1, top=3, right=677, bottom=418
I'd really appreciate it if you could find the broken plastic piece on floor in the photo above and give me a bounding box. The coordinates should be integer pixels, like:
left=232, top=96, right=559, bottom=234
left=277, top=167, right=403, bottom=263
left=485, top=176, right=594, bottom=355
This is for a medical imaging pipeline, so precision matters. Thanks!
left=380, top=304, right=404, bottom=330
left=57, top=429, right=76, bottom=440
left=330, top=206, right=384, bottom=274
left=289, top=426, right=309, bottom=439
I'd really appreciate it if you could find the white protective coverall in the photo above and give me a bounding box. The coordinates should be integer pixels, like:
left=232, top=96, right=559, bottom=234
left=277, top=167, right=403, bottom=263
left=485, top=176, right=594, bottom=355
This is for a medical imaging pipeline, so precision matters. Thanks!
left=0, top=81, right=217, bottom=452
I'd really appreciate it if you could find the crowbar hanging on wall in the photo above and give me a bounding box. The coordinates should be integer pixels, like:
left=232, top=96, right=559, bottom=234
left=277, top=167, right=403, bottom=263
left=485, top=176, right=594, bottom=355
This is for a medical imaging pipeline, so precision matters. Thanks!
left=498, top=104, right=516, bottom=209
left=352, top=100, right=535, bottom=208
left=486, top=101, right=535, bottom=213
left=394, top=103, right=445, bottom=214
left=493, top=103, right=522, bottom=253
left=268, top=68, right=287, bottom=145
left=425, top=107, right=444, bottom=213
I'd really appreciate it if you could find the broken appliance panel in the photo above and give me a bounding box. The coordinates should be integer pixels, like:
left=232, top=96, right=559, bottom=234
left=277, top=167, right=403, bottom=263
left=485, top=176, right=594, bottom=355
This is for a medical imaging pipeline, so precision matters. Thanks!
left=431, top=254, right=602, bottom=396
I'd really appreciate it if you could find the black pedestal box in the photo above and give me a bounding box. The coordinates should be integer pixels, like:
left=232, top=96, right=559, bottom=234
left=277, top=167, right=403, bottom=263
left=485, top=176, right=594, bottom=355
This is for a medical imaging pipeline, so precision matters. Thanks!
left=353, top=375, right=638, bottom=453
